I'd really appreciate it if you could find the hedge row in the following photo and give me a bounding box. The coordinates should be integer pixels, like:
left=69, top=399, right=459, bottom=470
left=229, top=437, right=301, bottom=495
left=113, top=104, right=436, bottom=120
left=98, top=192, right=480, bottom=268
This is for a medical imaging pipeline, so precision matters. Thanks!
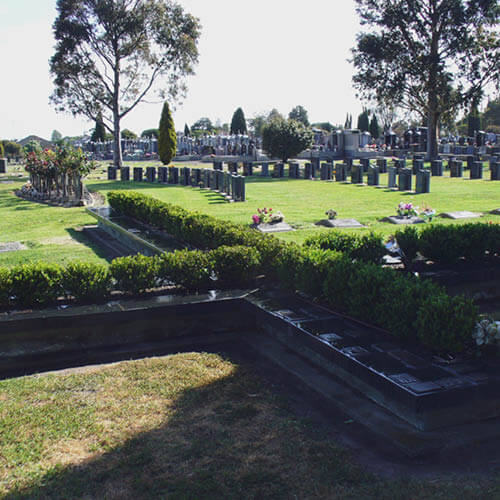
left=0, top=246, right=261, bottom=308
left=395, top=223, right=500, bottom=267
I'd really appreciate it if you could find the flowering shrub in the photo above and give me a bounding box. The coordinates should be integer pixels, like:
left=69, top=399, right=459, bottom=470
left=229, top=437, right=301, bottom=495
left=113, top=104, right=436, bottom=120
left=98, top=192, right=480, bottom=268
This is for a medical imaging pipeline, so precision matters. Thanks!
left=473, top=317, right=500, bottom=347
left=24, top=146, right=95, bottom=177
left=252, top=207, right=284, bottom=225
left=325, top=209, right=337, bottom=220
left=397, top=202, right=419, bottom=217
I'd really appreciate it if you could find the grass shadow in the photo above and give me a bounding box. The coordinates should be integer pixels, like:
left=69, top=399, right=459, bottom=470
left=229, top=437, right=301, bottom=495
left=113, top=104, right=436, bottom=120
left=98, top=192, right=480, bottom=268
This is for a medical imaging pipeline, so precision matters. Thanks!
left=66, top=228, right=116, bottom=263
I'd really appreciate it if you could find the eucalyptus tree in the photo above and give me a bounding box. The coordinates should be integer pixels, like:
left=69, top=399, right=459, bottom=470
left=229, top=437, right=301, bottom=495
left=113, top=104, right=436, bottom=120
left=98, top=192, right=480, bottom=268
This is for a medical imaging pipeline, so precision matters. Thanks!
left=352, top=0, right=500, bottom=158
left=50, top=0, right=200, bottom=167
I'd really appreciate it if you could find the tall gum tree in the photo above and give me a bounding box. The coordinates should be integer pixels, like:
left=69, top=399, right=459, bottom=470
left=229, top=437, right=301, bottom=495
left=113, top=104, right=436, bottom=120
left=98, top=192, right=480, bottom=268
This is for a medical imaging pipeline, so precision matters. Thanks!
left=50, top=0, right=200, bottom=167
left=351, top=0, right=500, bottom=159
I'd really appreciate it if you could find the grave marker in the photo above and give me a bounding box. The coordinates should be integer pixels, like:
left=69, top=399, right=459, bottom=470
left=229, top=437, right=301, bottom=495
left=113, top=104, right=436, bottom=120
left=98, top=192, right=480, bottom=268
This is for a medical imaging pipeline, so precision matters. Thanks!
left=335, top=163, right=347, bottom=182
left=367, top=165, right=379, bottom=186
left=415, top=169, right=431, bottom=193
left=107, top=166, right=117, bottom=180
left=450, top=160, right=463, bottom=177
left=157, top=166, right=168, bottom=183
left=145, top=166, right=156, bottom=183
left=133, top=167, right=143, bottom=182
left=120, top=166, right=130, bottom=181
left=470, top=161, right=483, bottom=179
left=351, top=163, right=363, bottom=184
left=398, top=168, right=412, bottom=191
left=431, top=160, right=443, bottom=176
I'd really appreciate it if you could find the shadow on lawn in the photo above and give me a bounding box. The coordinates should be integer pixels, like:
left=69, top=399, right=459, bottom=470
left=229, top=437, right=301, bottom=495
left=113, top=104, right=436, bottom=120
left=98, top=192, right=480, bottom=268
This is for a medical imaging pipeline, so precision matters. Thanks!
left=5, top=359, right=365, bottom=500
left=66, top=228, right=116, bottom=263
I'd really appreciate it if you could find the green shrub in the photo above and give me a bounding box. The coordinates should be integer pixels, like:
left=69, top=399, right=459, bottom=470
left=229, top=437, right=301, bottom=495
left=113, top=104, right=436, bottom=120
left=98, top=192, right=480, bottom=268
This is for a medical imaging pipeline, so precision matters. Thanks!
left=304, top=231, right=385, bottom=264
left=321, top=255, right=355, bottom=312
left=456, top=223, right=491, bottom=262
left=210, top=245, right=261, bottom=287
left=418, top=225, right=463, bottom=264
left=0, top=267, right=12, bottom=309
left=416, top=294, right=478, bottom=352
left=274, top=243, right=305, bottom=290
left=10, top=262, right=62, bottom=307
left=61, top=262, right=112, bottom=302
left=486, top=222, right=500, bottom=256
left=110, top=254, right=159, bottom=294
left=158, top=250, right=213, bottom=290
left=394, top=226, right=420, bottom=269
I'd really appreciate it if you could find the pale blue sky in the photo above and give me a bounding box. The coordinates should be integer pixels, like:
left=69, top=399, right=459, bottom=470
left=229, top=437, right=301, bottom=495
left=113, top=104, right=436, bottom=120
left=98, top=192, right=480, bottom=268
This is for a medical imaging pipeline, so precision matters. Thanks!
left=0, top=0, right=363, bottom=140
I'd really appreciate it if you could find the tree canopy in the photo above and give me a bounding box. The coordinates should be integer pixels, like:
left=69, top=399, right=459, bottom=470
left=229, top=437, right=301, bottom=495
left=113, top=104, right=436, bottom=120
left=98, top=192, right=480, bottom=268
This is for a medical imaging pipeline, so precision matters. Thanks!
left=351, top=0, right=500, bottom=158
left=357, top=110, right=369, bottom=132
left=91, top=112, right=107, bottom=142
left=230, top=107, right=247, bottom=134
left=288, top=105, right=310, bottom=126
left=191, top=117, right=213, bottom=133
left=141, top=128, right=159, bottom=138
left=158, top=101, right=176, bottom=164
left=262, top=118, right=313, bottom=162
left=50, top=0, right=200, bottom=166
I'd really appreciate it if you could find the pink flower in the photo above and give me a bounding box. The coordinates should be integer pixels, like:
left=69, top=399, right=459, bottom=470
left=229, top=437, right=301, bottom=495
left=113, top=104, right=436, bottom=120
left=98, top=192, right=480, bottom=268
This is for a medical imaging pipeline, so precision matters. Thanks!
left=252, top=215, right=260, bottom=224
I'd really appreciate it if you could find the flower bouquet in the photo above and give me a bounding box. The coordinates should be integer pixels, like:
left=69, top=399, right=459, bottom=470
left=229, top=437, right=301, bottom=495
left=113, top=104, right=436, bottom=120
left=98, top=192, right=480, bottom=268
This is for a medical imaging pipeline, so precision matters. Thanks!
left=397, top=202, right=419, bottom=218
left=473, top=317, right=500, bottom=348
left=252, top=207, right=284, bottom=225
left=420, top=203, right=436, bottom=222
left=325, top=209, right=337, bottom=220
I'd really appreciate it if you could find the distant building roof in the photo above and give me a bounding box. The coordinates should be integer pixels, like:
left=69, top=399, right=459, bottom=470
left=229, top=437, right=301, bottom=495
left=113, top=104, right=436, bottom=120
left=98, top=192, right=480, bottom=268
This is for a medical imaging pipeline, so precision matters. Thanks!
left=18, top=135, right=53, bottom=149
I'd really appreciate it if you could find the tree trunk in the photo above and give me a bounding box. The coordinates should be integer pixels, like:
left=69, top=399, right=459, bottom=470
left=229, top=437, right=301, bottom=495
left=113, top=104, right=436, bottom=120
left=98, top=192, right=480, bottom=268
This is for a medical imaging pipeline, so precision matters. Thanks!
left=113, top=51, right=123, bottom=168
left=427, top=109, right=439, bottom=161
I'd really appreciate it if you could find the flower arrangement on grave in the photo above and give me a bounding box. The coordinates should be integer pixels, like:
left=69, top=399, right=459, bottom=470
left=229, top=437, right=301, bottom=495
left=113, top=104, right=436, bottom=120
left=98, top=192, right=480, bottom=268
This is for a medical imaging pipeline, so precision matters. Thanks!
left=396, top=202, right=419, bottom=218
left=252, top=207, right=284, bottom=225
left=472, top=317, right=500, bottom=348
left=420, top=203, right=436, bottom=222
left=325, top=209, right=337, bottom=220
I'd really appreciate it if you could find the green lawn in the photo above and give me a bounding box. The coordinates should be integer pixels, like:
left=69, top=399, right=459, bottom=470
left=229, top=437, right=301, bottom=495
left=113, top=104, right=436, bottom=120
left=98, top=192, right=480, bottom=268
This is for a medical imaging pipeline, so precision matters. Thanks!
left=1, top=353, right=499, bottom=499
left=1, top=161, right=498, bottom=267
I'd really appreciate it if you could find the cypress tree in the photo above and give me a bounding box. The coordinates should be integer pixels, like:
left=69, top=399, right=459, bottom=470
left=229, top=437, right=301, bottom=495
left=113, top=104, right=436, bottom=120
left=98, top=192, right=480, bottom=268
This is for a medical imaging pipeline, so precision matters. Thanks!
left=91, top=112, right=106, bottom=142
left=357, top=110, right=370, bottom=132
left=230, top=107, right=247, bottom=134
left=184, top=123, right=190, bottom=136
left=0, top=142, right=4, bottom=157
left=369, top=115, right=380, bottom=139
left=158, top=101, right=177, bottom=165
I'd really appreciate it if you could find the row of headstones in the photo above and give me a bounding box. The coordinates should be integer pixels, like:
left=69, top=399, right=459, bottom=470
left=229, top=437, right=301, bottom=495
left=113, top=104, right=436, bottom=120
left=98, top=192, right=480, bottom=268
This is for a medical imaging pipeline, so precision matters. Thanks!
left=429, top=158, right=500, bottom=180
left=107, top=166, right=246, bottom=202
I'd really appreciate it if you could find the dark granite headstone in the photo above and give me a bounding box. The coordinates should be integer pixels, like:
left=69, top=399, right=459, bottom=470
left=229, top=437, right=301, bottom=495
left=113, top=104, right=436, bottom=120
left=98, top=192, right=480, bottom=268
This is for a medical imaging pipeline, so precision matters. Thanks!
left=133, top=167, right=143, bottom=182
left=192, top=168, right=202, bottom=186
left=168, top=166, right=179, bottom=184
left=470, top=161, right=483, bottom=179
left=243, top=162, right=253, bottom=176
left=0, top=158, right=6, bottom=173
left=157, top=166, right=168, bottom=183
left=202, top=168, right=209, bottom=188
left=213, top=161, right=223, bottom=171
left=311, top=157, right=320, bottom=177
left=361, top=158, right=370, bottom=172
left=351, top=164, right=363, bottom=184
left=387, top=166, right=397, bottom=188
left=398, top=168, right=412, bottom=191
left=491, top=162, right=499, bottom=181
left=120, top=166, right=130, bottom=181
left=367, top=165, right=379, bottom=186
left=274, top=163, right=284, bottom=178
left=261, top=162, right=269, bottom=177
left=395, top=159, right=406, bottom=170
left=181, top=167, right=190, bottom=185
left=145, top=166, right=156, bottom=183
left=376, top=158, right=387, bottom=173
left=107, top=166, right=117, bottom=180
left=304, top=162, right=312, bottom=179
left=335, top=163, right=347, bottom=182
left=209, top=169, right=217, bottom=190
left=412, top=159, right=424, bottom=174
left=289, top=162, right=300, bottom=179
left=431, top=160, right=443, bottom=176
left=320, top=162, right=333, bottom=180
left=415, top=169, right=430, bottom=193
left=228, top=162, right=238, bottom=174
left=450, top=161, right=463, bottom=177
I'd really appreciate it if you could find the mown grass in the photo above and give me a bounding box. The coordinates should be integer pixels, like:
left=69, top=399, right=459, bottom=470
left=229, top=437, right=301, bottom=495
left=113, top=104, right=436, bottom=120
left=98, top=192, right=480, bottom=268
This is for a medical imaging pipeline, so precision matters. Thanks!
left=1, top=353, right=499, bottom=499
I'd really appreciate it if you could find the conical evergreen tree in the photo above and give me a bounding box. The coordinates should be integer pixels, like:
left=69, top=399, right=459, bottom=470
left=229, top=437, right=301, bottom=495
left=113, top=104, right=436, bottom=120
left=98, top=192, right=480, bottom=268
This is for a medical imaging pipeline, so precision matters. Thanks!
left=184, top=123, right=190, bottom=137
left=91, top=112, right=106, bottom=142
left=158, top=101, right=177, bottom=165
left=230, top=107, right=247, bottom=134
left=369, top=115, right=380, bottom=139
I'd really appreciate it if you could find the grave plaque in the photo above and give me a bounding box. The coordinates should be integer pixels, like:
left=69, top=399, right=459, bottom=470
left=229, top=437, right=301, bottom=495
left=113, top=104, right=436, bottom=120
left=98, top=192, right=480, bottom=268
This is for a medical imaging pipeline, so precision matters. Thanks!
left=415, top=169, right=430, bottom=193
left=450, top=161, right=463, bottom=177
left=376, top=158, right=387, bottom=173
left=398, top=168, right=412, bottom=191
left=470, top=161, right=483, bottom=179
left=490, top=162, right=500, bottom=181
left=157, top=166, right=168, bottom=183
left=120, top=166, right=130, bottom=181
left=107, top=166, right=117, bottom=180
left=431, top=160, right=443, bottom=176
left=335, top=163, right=347, bottom=182
left=304, top=162, right=312, bottom=179
left=367, top=165, right=379, bottom=186
left=145, top=166, right=156, bottom=183
left=351, top=164, right=363, bottom=184
left=261, top=162, right=269, bottom=177
left=133, top=167, right=143, bottom=182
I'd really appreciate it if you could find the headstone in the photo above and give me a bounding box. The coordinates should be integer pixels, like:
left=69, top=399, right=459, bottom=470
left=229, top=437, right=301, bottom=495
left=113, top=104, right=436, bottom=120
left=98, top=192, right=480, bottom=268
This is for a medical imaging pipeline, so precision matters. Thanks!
left=387, top=166, right=397, bottom=188
left=311, top=157, right=320, bottom=177
left=222, top=172, right=231, bottom=195
left=202, top=168, right=209, bottom=188
left=0, top=158, right=6, bottom=173
left=243, top=162, right=253, bottom=176
left=361, top=158, right=370, bottom=172
left=107, top=166, right=117, bottom=180
left=398, top=168, right=412, bottom=191
left=470, top=161, right=483, bottom=180
left=415, top=169, right=431, bottom=193
left=351, top=163, right=363, bottom=184
left=168, top=166, right=179, bottom=184
left=213, top=161, right=223, bottom=171
left=395, top=159, right=406, bottom=170
left=216, top=170, right=224, bottom=190
left=431, top=160, right=443, bottom=176
left=261, top=162, right=269, bottom=177
left=209, top=169, right=217, bottom=190
left=304, top=162, right=312, bottom=179
left=145, top=166, right=156, bottom=183
left=412, top=159, right=424, bottom=174
left=450, top=161, right=463, bottom=177
left=192, top=168, right=202, bottom=186
left=376, top=158, right=387, bottom=173
left=157, top=166, right=168, bottom=183
left=237, top=176, right=245, bottom=201
left=274, top=163, right=284, bottom=177
left=230, top=174, right=237, bottom=199
left=120, top=166, right=130, bottom=181
left=289, top=162, right=300, bottom=179
left=335, top=163, right=347, bottom=182
left=491, top=162, right=500, bottom=181
left=320, top=162, right=333, bottom=180
left=367, top=165, right=379, bottom=186
left=181, top=167, right=191, bottom=185
left=228, top=162, right=238, bottom=174
left=133, top=167, right=143, bottom=182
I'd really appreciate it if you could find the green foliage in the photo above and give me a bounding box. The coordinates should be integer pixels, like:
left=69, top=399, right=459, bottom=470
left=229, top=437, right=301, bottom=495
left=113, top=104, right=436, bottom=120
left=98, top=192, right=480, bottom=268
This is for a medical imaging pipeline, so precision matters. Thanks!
left=158, top=101, right=177, bottom=165
left=482, top=98, right=500, bottom=129
left=419, top=224, right=465, bottom=264
left=369, top=115, right=380, bottom=139
left=51, top=130, right=63, bottom=143
left=262, top=118, right=313, bottom=162
left=141, top=128, right=159, bottom=139
left=357, top=110, right=369, bottom=132
left=110, top=254, right=159, bottom=294
left=394, top=226, right=420, bottom=269
left=0, top=267, right=12, bottom=308
left=9, top=262, right=62, bottom=307
left=288, top=105, right=310, bottom=126
left=467, top=109, right=481, bottom=137
left=121, top=129, right=138, bottom=140
left=191, top=117, right=213, bottom=133
left=2, top=140, right=22, bottom=158
left=61, top=262, right=112, bottom=302
left=158, top=250, right=213, bottom=290
left=0, top=142, right=4, bottom=157
left=210, top=245, right=261, bottom=286
left=304, top=231, right=385, bottom=264
left=184, top=123, right=190, bottom=136
left=311, top=122, right=335, bottom=132
left=230, top=107, right=247, bottom=135
left=91, top=112, right=107, bottom=142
